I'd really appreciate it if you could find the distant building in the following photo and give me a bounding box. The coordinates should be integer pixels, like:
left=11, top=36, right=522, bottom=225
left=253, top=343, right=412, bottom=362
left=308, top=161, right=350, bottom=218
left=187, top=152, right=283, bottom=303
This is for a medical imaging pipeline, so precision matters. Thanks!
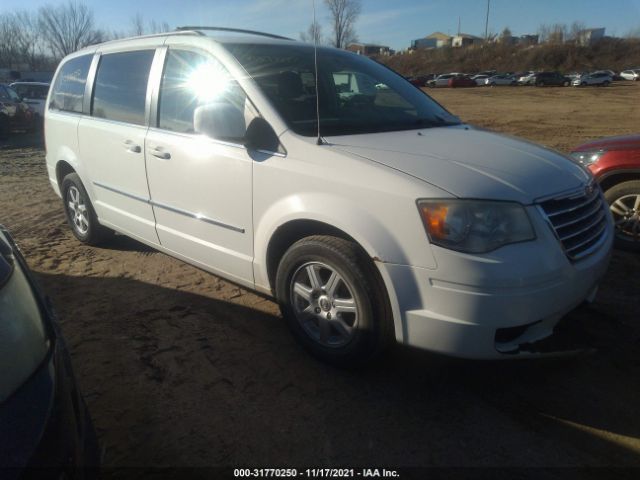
left=346, top=43, right=392, bottom=56
left=411, top=32, right=452, bottom=50
left=576, top=28, right=605, bottom=46
left=518, top=34, right=539, bottom=46
left=451, top=33, right=484, bottom=48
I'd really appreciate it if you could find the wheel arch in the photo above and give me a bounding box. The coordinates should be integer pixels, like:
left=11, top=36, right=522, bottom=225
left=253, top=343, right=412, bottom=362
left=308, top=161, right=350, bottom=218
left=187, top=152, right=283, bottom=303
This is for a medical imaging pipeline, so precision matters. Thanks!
left=599, top=170, right=640, bottom=193
left=56, top=160, right=76, bottom=188
left=264, top=217, right=402, bottom=343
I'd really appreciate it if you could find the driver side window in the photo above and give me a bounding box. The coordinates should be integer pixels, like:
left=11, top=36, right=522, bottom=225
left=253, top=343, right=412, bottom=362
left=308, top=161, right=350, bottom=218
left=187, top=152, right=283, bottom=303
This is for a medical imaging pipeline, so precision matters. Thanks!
left=158, top=49, right=248, bottom=136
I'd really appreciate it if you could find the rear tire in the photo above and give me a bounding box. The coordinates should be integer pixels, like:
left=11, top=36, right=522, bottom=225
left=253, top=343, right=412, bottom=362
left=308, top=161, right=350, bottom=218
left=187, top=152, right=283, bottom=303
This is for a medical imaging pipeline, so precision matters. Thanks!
left=61, top=173, right=111, bottom=245
left=604, top=180, right=640, bottom=252
left=603, top=81, right=610, bottom=87
left=275, top=235, right=392, bottom=367
left=563, top=80, right=570, bottom=87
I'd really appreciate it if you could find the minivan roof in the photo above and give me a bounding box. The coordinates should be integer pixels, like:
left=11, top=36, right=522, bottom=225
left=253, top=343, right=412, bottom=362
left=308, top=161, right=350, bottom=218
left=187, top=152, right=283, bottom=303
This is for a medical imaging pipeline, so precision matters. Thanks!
left=75, top=27, right=305, bottom=54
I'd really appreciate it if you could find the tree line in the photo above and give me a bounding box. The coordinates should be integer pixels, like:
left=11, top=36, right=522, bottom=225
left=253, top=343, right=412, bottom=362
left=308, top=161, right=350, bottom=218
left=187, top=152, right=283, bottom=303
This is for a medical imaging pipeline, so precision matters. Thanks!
left=0, top=0, right=364, bottom=72
left=0, top=1, right=171, bottom=71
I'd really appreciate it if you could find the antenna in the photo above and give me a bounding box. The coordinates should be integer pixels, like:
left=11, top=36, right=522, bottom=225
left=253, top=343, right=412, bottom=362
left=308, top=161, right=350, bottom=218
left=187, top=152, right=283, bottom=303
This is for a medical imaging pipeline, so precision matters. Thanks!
left=312, top=0, right=323, bottom=145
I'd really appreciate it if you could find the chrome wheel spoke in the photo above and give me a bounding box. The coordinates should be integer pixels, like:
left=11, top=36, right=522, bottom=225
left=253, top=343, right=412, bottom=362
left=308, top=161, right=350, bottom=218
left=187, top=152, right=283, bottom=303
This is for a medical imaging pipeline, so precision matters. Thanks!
left=634, top=195, right=640, bottom=210
left=334, top=298, right=356, bottom=314
left=306, top=264, right=322, bottom=289
left=293, top=281, right=313, bottom=303
left=324, top=271, right=340, bottom=296
left=611, top=199, right=631, bottom=216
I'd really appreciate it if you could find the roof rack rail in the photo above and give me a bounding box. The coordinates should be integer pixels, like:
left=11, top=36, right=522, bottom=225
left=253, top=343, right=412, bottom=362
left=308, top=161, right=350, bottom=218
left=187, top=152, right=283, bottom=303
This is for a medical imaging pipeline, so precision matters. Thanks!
left=176, top=26, right=294, bottom=41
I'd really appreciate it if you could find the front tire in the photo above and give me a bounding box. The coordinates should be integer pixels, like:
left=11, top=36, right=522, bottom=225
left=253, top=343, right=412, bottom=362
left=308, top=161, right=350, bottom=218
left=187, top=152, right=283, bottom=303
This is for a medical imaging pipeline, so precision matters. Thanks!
left=275, top=235, right=391, bottom=366
left=604, top=180, right=640, bottom=252
left=62, top=173, right=111, bottom=245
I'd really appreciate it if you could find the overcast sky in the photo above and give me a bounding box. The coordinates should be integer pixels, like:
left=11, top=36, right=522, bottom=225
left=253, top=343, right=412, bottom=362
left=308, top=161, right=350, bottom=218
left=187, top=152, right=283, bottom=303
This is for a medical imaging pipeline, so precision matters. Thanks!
left=2, top=0, right=640, bottom=50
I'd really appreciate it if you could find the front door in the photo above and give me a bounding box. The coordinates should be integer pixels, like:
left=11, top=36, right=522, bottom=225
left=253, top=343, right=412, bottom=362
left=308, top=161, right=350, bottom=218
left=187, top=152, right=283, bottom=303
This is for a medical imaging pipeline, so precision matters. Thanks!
left=145, top=48, right=254, bottom=285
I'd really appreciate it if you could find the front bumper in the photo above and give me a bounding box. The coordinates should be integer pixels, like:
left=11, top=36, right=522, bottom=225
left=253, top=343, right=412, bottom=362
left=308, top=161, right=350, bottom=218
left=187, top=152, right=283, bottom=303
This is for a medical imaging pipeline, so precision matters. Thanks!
left=383, top=207, right=614, bottom=359
left=0, top=228, right=99, bottom=478
left=0, top=339, right=99, bottom=478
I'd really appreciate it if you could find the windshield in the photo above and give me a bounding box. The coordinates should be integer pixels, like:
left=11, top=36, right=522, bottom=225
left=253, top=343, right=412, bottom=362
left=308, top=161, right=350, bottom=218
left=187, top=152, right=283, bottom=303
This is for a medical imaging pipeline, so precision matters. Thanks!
left=225, top=43, right=459, bottom=136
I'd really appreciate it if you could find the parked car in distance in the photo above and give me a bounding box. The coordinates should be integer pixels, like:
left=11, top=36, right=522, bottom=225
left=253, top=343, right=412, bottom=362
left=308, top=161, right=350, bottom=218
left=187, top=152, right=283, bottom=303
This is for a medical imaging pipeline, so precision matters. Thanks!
left=531, top=72, right=571, bottom=87
left=45, top=28, right=613, bottom=365
left=572, top=72, right=612, bottom=87
left=427, top=73, right=461, bottom=87
left=472, top=74, right=490, bottom=86
left=475, top=70, right=497, bottom=77
left=592, top=69, right=622, bottom=81
left=0, top=84, right=36, bottom=139
left=407, top=74, right=435, bottom=87
left=620, top=69, right=640, bottom=81
left=0, top=226, right=99, bottom=477
left=485, top=74, right=517, bottom=86
left=571, top=134, right=640, bottom=251
left=9, top=82, right=50, bottom=119
left=517, top=71, right=536, bottom=85
left=448, top=75, right=476, bottom=88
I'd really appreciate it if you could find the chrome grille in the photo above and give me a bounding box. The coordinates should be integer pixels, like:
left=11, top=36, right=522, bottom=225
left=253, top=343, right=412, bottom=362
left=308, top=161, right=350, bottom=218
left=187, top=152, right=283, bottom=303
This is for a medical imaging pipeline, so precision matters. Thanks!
left=539, top=184, right=608, bottom=261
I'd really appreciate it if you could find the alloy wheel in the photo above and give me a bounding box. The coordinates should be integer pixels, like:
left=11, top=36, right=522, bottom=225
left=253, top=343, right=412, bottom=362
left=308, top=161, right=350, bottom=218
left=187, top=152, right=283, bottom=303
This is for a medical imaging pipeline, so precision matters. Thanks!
left=290, top=261, right=358, bottom=348
left=67, top=186, right=89, bottom=235
left=609, top=194, right=640, bottom=242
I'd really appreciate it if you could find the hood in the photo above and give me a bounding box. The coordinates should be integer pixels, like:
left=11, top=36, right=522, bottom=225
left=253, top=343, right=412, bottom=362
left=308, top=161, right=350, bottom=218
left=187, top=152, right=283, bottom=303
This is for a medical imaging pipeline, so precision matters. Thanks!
left=572, top=134, right=640, bottom=153
left=326, top=126, right=590, bottom=204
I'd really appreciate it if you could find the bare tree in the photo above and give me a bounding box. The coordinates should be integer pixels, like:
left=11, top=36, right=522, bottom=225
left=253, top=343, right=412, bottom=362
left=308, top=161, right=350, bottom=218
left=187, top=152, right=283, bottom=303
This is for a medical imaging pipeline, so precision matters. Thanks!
left=325, top=0, right=361, bottom=49
left=537, top=23, right=550, bottom=43
left=300, top=21, right=323, bottom=44
left=38, top=1, right=104, bottom=59
left=131, top=12, right=145, bottom=36
left=548, top=23, right=567, bottom=44
left=568, top=21, right=586, bottom=42
left=0, top=10, right=48, bottom=70
left=129, top=13, right=170, bottom=36
left=148, top=20, right=170, bottom=34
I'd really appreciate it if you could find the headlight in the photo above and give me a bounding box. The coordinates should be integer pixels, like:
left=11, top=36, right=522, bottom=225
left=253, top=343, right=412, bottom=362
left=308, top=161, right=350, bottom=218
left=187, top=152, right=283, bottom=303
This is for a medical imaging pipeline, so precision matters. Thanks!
left=0, top=238, right=50, bottom=404
left=417, top=200, right=536, bottom=253
left=570, top=150, right=604, bottom=167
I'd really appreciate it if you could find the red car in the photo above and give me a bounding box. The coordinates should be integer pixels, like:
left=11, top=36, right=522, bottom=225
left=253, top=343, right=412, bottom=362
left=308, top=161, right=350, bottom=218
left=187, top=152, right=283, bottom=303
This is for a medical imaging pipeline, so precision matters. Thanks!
left=571, top=134, right=640, bottom=251
left=448, top=75, right=476, bottom=88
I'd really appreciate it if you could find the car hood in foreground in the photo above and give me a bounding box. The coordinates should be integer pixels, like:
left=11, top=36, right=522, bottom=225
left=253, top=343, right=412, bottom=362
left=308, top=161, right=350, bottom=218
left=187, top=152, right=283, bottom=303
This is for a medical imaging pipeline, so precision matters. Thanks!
left=572, top=134, right=640, bottom=153
left=327, top=126, right=590, bottom=204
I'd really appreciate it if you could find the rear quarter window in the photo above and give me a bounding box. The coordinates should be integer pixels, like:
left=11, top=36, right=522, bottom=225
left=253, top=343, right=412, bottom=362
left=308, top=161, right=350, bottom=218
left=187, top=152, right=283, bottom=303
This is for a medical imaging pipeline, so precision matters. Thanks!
left=91, top=50, right=155, bottom=126
left=50, top=55, right=93, bottom=113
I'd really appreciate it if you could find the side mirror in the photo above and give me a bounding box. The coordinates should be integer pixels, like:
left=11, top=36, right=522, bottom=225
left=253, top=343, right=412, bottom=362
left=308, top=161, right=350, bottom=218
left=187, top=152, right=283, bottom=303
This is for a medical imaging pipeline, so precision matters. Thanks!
left=193, top=102, right=246, bottom=142
left=244, top=117, right=281, bottom=153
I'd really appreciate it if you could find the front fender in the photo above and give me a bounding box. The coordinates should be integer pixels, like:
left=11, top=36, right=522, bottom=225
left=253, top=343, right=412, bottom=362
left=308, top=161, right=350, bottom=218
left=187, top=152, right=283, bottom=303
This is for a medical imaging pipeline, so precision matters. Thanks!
left=253, top=192, right=436, bottom=344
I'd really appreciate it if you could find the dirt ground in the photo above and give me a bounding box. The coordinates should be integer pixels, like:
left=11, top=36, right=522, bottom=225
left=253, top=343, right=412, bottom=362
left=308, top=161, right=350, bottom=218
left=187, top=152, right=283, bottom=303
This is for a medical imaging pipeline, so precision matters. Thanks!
left=1, top=83, right=639, bottom=475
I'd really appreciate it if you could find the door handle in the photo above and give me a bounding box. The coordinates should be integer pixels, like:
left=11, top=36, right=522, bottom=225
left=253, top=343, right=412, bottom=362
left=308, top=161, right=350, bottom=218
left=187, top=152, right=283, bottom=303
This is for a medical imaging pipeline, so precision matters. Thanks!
left=123, top=140, right=141, bottom=153
left=148, top=146, right=171, bottom=160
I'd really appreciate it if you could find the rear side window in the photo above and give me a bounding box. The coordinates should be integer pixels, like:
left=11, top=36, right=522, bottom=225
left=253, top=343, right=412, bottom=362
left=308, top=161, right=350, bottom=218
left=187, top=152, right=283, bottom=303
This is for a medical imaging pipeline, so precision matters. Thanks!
left=92, top=50, right=155, bottom=125
left=50, top=55, right=92, bottom=113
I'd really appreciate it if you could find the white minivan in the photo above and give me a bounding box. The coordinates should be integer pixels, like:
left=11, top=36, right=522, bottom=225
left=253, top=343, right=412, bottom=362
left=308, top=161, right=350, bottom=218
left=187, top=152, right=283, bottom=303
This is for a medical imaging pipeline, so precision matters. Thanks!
left=45, top=28, right=613, bottom=365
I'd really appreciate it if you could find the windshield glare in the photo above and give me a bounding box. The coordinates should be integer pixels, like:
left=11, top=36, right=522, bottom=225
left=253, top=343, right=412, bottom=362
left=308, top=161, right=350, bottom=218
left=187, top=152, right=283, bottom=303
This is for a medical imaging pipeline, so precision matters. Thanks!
left=225, top=43, right=459, bottom=137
